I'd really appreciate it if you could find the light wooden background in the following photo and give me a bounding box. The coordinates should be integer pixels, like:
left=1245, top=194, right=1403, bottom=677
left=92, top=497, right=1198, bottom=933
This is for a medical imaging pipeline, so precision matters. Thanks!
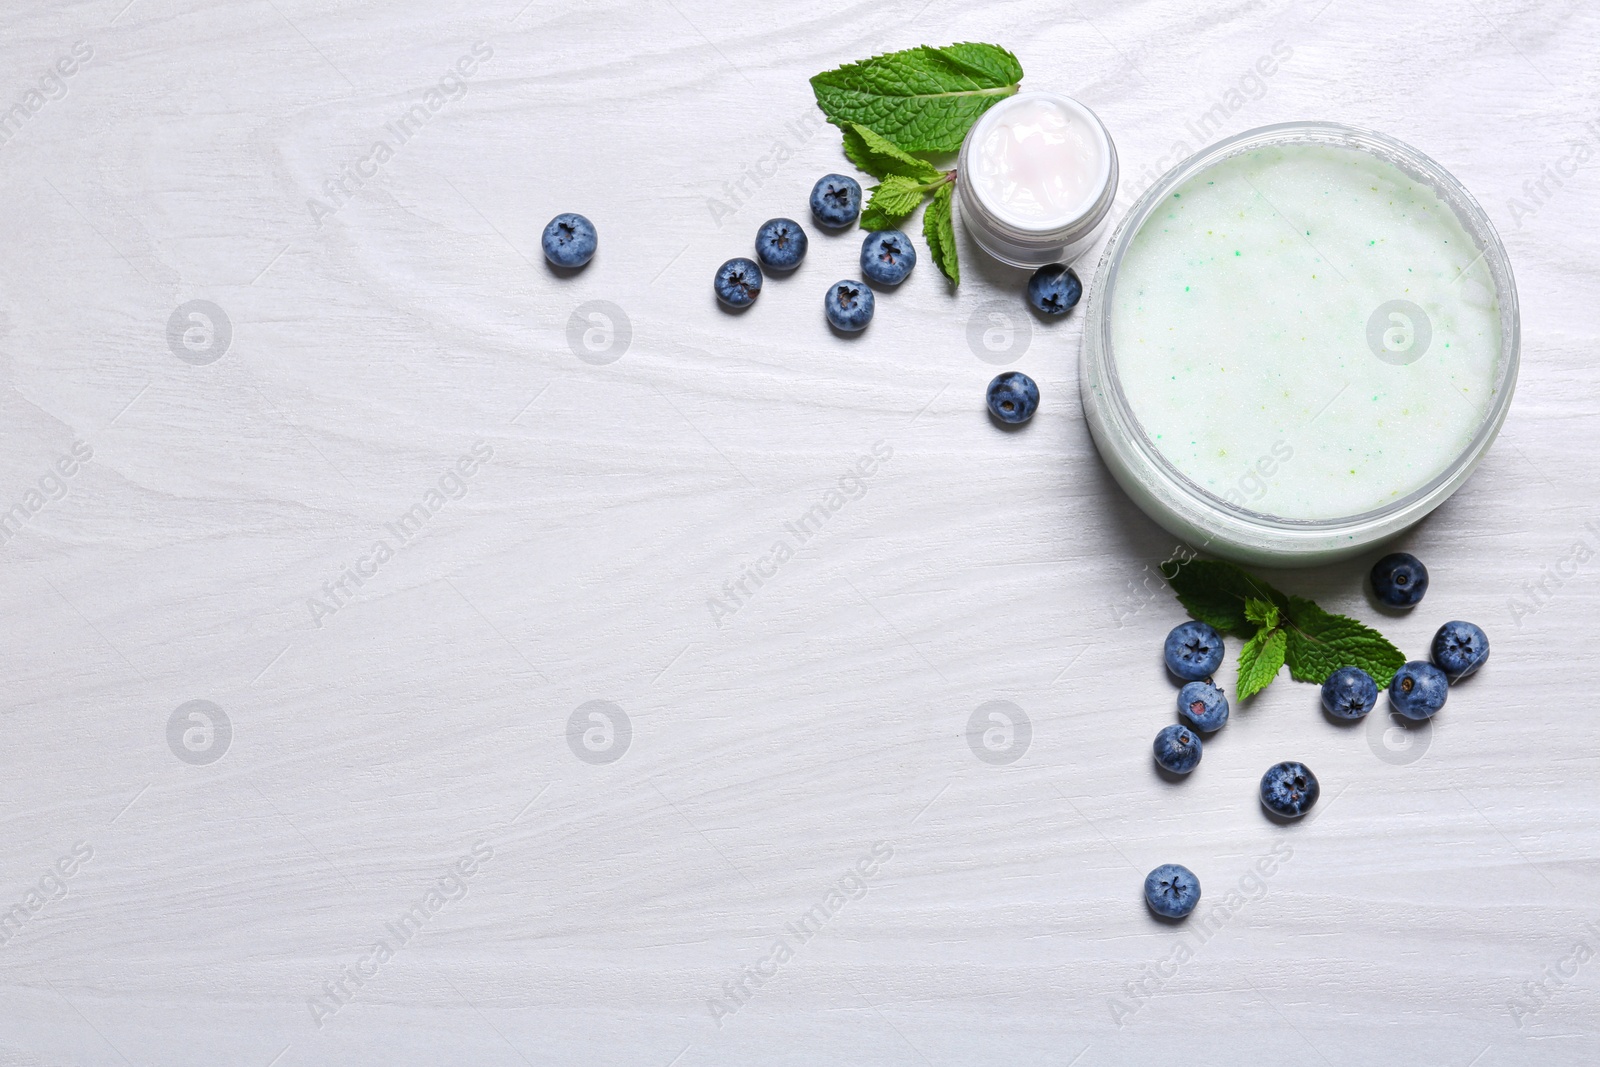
left=1, top=0, right=1597, bottom=1063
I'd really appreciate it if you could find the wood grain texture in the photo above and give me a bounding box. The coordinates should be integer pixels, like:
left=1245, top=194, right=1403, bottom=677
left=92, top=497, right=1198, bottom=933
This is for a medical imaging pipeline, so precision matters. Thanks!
left=1, top=0, right=1597, bottom=1063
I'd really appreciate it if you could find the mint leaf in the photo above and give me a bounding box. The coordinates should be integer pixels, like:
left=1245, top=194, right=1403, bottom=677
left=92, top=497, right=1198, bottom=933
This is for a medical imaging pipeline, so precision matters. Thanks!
left=1236, top=626, right=1287, bottom=701
left=1282, top=596, right=1406, bottom=687
left=1244, top=598, right=1279, bottom=630
left=861, top=175, right=932, bottom=230
left=1166, top=559, right=1289, bottom=635
left=842, top=123, right=944, bottom=181
left=923, top=182, right=958, bottom=284
left=939, top=41, right=1029, bottom=87
left=811, top=43, right=1023, bottom=153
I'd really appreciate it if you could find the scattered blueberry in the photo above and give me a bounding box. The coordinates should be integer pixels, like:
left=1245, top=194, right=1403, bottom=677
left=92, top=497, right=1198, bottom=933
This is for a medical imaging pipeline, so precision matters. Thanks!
left=1144, top=863, right=1201, bottom=919
left=860, top=229, right=916, bottom=286
left=1432, top=621, right=1489, bottom=681
left=755, top=218, right=808, bottom=271
left=1371, top=552, right=1428, bottom=608
left=824, top=280, right=873, bottom=331
left=1177, top=680, right=1229, bottom=732
left=810, top=174, right=862, bottom=228
left=1027, top=264, right=1083, bottom=315
left=714, top=258, right=763, bottom=308
left=1321, top=666, right=1378, bottom=720
left=1164, top=620, right=1224, bottom=681
left=1153, top=724, right=1202, bottom=775
left=541, top=213, right=597, bottom=268
left=1389, top=660, right=1449, bottom=720
left=986, top=372, right=1039, bottom=425
left=1259, top=761, right=1319, bottom=818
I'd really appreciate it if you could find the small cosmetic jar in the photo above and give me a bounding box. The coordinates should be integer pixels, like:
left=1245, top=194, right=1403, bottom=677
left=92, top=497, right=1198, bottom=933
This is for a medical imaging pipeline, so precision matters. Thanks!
left=956, top=90, right=1119, bottom=267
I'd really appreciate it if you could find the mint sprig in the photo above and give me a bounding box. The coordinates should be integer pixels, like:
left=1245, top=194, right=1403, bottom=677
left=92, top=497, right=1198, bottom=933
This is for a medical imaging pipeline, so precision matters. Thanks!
left=810, top=44, right=1023, bottom=154
left=1168, top=559, right=1405, bottom=700
left=811, top=45, right=1025, bottom=286
left=844, top=123, right=957, bottom=237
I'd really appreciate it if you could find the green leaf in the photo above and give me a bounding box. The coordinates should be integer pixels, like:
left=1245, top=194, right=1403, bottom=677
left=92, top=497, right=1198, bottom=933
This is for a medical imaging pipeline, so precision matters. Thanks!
left=810, top=43, right=1023, bottom=153
left=938, top=41, right=1029, bottom=86
left=1282, top=596, right=1406, bottom=687
left=1165, top=559, right=1290, bottom=635
left=1244, top=598, right=1279, bottom=630
left=923, top=182, right=958, bottom=284
left=1236, top=627, right=1287, bottom=701
left=860, top=175, right=930, bottom=230
left=842, top=122, right=944, bottom=181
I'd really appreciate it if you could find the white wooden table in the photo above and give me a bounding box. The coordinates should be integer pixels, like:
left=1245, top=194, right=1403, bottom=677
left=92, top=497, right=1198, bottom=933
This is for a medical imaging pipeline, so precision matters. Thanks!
left=2, top=1, right=1596, bottom=1063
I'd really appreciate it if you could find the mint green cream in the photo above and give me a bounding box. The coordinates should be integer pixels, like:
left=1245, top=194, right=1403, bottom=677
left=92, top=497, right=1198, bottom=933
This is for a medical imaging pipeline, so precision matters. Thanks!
left=1109, top=143, right=1502, bottom=521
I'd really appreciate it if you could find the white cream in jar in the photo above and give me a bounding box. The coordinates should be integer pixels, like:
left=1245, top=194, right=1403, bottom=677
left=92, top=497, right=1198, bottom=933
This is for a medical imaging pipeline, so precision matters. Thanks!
left=1110, top=142, right=1502, bottom=520
left=957, top=91, right=1118, bottom=267
left=1079, top=123, right=1520, bottom=565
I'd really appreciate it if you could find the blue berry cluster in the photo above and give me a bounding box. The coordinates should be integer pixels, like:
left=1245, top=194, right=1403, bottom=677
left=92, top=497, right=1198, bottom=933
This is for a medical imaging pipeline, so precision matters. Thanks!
left=711, top=174, right=930, bottom=333
left=1365, top=554, right=1489, bottom=704
left=702, top=174, right=1057, bottom=423
left=1143, top=620, right=1231, bottom=917
left=1144, top=553, right=1490, bottom=919
left=708, top=174, right=1053, bottom=422
left=1150, top=621, right=1230, bottom=783
left=1382, top=618, right=1488, bottom=720
left=1147, top=616, right=1321, bottom=914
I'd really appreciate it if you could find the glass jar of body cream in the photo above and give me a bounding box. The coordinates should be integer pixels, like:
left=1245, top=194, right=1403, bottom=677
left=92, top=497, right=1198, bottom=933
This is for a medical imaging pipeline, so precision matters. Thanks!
left=956, top=90, right=1119, bottom=267
left=1080, top=122, right=1519, bottom=565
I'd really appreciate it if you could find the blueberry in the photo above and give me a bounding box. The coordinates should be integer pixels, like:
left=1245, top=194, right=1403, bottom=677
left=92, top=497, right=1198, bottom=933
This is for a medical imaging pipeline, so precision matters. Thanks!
left=1027, top=264, right=1083, bottom=315
left=810, top=174, right=862, bottom=228
left=1144, top=863, right=1201, bottom=919
left=714, top=258, right=763, bottom=308
left=824, top=280, right=873, bottom=331
left=541, top=213, right=597, bottom=268
left=1371, top=551, right=1428, bottom=608
left=1153, top=724, right=1202, bottom=774
left=1259, top=761, right=1319, bottom=818
left=1389, top=660, right=1448, bottom=719
left=1432, top=620, right=1489, bottom=681
left=1177, top=680, right=1229, bottom=731
left=755, top=218, right=808, bottom=271
left=1164, top=620, right=1223, bottom=681
left=860, top=229, right=916, bottom=286
left=986, top=372, right=1039, bottom=424
left=1321, top=666, right=1378, bottom=720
